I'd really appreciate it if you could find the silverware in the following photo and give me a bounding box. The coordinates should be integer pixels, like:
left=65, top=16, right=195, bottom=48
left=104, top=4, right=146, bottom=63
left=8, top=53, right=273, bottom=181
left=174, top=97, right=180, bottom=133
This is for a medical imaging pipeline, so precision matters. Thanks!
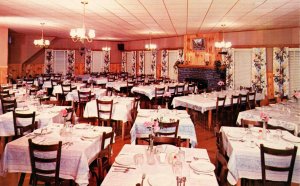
left=141, top=173, right=146, bottom=186
left=112, top=168, right=129, bottom=173
left=112, top=165, right=136, bottom=169
left=193, top=171, right=214, bottom=176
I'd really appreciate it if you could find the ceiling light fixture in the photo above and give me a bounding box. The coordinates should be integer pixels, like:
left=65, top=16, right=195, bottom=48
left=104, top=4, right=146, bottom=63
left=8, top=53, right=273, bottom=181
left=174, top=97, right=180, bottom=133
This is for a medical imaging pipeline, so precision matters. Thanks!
left=70, top=0, right=95, bottom=43
left=215, top=24, right=232, bottom=49
left=33, top=22, right=50, bottom=48
left=145, top=32, right=157, bottom=50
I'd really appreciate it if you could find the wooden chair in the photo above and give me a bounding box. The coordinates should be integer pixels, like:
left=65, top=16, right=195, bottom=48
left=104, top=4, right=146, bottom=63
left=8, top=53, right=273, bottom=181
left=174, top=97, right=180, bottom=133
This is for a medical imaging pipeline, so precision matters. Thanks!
left=93, top=131, right=114, bottom=185
left=156, top=120, right=179, bottom=137
left=151, top=87, right=165, bottom=109
left=185, top=83, right=196, bottom=95
left=260, top=144, right=297, bottom=186
left=61, top=84, right=72, bottom=105
left=228, top=95, right=240, bottom=126
left=0, top=90, right=11, bottom=99
left=215, top=151, right=229, bottom=186
left=28, top=139, right=63, bottom=186
left=96, top=99, right=113, bottom=128
left=13, top=111, right=37, bottom=139
left=247, top=91, right=256, bottom=109
left=215, top=128, right=226, bottom=158
left=106, top=87, right=115, bottom=96
left=152, top=135, right=181, bottom=147
left=266, top=124, right=295, bottom=135
left=1, top=98, right=17, bottom=114
left=78, top=90, right=93, bottom=117
left=65, top=108, right=74, bottom=124
left=51, top=79, right=61, bottom=88
left=131, top=97, right=140, bottom=124
left=239, top=94, right=248, bottom=112
left=175, top=84, right=185, bottom=97
left=240, top=119, right=263, bottom=128
left=29, top=88, right=38, bottom=96
left=214, top=96, right=226, bottom=127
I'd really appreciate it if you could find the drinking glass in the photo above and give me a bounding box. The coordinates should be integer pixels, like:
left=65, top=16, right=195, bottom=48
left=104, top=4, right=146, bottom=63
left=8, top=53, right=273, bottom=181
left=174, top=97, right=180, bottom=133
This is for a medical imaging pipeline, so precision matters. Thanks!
left=134, top=153, right=144, bottom=168
left=172, top=161, right=183, bottom=177
left=145, top=149, right=155, bottom=165
left=178, top=149, right=185, bottom=162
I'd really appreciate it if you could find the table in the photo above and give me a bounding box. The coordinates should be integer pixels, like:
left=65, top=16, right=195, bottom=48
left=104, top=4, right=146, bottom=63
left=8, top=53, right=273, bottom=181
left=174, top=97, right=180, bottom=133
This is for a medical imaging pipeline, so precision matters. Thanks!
left=130, top=109, right=197, bottom=147
left=52, top=83, right=86, bottom=95
left=101, top=144, right=219, bottom=186
left=220, top=126, right=300, bottom=185
left=131, top=83, right=187, bottom=100
left=65, top=88, right=107, bottom=102
left=106, top=81, right=128, bottom=92
left=0, top=105, right=69, bottom=137
left=0, top=123, right=113, bottom=186
left=172, top=90, right=264, bottom=128
left=84, top=96, right=134, bottom=140
left=237, top=102, right=300, bottom=135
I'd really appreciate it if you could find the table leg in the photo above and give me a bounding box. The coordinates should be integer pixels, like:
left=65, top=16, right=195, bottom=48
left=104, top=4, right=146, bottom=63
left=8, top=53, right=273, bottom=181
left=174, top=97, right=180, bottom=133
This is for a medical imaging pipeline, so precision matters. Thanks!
left=208, top=110, right=212, bottom=129
left=121, top=121, right=125, bottom=140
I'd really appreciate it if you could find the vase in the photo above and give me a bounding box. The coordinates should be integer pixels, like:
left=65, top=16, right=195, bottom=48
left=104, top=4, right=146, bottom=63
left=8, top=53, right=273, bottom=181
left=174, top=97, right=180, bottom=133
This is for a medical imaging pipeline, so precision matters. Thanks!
left=262, top=121, right=266, bottom=139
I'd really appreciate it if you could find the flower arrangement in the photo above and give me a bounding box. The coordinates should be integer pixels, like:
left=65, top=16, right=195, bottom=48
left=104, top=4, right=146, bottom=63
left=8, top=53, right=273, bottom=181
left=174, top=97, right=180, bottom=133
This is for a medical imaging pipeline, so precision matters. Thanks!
left=217, top=80, right=225, bottom=86
left=144, top=120, right=160, bottom=133
left=260, top=112, right=269, bottom=123
left=60, top=109, right=68, bottom=117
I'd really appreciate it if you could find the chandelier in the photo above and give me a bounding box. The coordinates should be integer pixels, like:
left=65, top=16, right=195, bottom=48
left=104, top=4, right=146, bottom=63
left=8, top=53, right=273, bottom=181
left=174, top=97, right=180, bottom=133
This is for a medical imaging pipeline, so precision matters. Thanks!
left=215, top=24, right=232, bottom=49
left=70, top=0, right=95, bottom=43
left=34, top=23, right=50, bottom=48
left=145, top=32, right=157, bottom=50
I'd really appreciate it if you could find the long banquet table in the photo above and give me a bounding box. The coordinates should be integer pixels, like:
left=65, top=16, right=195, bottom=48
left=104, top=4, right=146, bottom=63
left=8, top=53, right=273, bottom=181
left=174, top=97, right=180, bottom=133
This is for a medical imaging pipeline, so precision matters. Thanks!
left=130, top=109, right=197, bottom=147
left=0, top=123, right=113, bottom=186
left=101, top=144, right=219, bottom=186
left=237, top=101, right=300, bottom=135
left=172, top=90, right=264, bottom=128
left=220, top=126, right=300, bottom=185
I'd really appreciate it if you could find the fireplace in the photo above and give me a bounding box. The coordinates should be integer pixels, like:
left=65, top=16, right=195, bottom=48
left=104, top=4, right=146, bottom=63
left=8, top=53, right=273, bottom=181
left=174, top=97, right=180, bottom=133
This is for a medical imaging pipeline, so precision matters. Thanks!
left=178, top=65, right=224, bottom=90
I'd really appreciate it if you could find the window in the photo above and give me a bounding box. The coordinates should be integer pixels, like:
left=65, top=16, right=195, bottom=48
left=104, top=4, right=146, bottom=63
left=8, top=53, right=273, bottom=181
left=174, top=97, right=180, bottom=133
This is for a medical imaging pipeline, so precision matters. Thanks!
left=234, top=49, right=252, bottom=88
left=289, top=48, right=300, bottom=95
left=53, top=50, right=67, bottom=74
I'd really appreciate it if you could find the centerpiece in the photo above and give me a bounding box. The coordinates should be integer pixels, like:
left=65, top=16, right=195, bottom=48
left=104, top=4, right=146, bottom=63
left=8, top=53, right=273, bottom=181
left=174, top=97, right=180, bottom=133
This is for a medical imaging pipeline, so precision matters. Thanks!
left=260, top=111, right=269, bottom=139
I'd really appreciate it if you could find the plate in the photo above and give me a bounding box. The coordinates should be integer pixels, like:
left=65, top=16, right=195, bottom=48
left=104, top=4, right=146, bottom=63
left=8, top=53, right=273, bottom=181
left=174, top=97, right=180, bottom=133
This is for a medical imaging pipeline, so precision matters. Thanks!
left=15, top=107, right=29, bottom=111
left=282, top=134, right=300, bottom=143
left=260, top=141, right=292, bottom=150
left=74, top=124, right=89, bottom=129
left=189, top=161, right=215, bottom=173
left=82, top=132, right=99, bottom=139
left=138, top=112, right=150, bottom=117
left=115, top=155, right=134, bottom=166
left=227, top=131, right=245, bottom=139
left=33, top=128, right=52, bottom=135
left=148, top=175, right=173, bottom=186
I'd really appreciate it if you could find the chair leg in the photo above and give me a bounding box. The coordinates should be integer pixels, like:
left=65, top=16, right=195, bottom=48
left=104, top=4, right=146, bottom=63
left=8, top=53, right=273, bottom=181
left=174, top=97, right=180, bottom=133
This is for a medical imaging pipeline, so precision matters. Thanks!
left=18, top=173, right=26, bottom=186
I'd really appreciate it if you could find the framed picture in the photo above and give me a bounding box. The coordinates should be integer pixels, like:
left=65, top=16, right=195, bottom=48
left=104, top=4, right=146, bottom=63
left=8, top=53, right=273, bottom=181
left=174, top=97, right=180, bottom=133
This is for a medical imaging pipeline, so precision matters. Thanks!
left=192, top=38, right=205, bottom=50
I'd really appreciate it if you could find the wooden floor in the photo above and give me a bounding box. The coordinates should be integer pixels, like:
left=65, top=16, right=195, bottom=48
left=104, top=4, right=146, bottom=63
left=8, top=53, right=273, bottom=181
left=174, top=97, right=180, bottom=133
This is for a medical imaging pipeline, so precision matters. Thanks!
left=0, top=114, right=217, bottom=186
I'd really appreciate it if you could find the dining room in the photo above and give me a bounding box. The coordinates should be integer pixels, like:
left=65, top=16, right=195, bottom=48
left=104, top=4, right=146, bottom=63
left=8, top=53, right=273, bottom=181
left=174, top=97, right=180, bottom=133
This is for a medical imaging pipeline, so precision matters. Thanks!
left=0, top=0, right=300, bottom=186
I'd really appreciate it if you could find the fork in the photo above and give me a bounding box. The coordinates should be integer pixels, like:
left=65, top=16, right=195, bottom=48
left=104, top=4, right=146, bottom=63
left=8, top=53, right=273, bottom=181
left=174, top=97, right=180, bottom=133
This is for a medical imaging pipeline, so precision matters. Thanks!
left=141, top=173, right=146, bottom=186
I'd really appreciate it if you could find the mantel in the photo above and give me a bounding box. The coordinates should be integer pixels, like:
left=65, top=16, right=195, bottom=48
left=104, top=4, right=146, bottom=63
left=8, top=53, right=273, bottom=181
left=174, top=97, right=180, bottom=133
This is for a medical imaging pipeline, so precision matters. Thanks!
left=178, top=65, right=214, bottom=70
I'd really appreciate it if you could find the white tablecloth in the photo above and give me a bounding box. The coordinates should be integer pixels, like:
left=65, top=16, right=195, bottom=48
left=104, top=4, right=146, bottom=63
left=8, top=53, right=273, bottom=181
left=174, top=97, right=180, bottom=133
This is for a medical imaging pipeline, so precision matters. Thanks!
left=130, top=109, right=197, bottom=147
left=220, top=126, right=300, bottom=185
left=106, top=81, right=128, bottom=91
left=0, top=106, right=69, bottom=137
left=172, top=90, right=264, bottom=113
left=65, top=88, right=107, bottom=102
left=237, top=102, right=300, bottom=135
left=83, top=97, right=134, bottom=122
left=52, top=83, right=86, bottom=95
left=101, top=144, right=218, bottom=186
left=0, top=123, right=113, bottom=186
left=131, top=83, right=187, bottom=100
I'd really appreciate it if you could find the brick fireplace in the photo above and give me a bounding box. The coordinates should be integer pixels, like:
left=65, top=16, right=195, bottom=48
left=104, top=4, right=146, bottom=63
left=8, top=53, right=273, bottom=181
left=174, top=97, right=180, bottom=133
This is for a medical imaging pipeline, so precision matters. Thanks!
left=178, top=65, right=224, bottom=90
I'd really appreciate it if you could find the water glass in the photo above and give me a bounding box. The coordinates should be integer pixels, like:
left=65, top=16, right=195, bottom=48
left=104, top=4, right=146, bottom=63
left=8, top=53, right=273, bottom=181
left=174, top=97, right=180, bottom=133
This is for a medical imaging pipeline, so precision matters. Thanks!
left=178, top=149, right=185, bottom=162
left=145, top=149, right=155, bottom=165
left=172, top=161, right=183, bottom=177
left=156, top=152, right=167, bottom=164
left=134, top=153, right=144, bottom=168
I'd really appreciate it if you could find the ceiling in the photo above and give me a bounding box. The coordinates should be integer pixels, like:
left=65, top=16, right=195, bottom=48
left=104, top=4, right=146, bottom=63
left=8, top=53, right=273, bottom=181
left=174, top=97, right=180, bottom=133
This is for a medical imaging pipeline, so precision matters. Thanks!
left=0, top=0, right=299, bottom=41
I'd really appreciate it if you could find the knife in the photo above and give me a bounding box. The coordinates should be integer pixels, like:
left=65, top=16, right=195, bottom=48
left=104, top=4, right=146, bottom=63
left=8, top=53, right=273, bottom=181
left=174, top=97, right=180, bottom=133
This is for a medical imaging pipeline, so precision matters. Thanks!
left=112, top=165, right=136, bottom=169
